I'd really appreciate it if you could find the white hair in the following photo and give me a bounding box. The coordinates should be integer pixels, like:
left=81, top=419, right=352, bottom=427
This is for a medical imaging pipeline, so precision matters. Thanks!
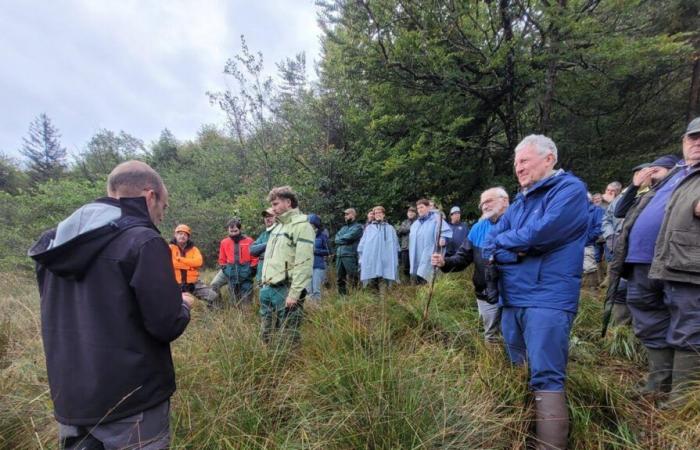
left=514, top=134, right=558, bottom=164
left=482, top=186, right=509, bottom=200
left=607, top=181, right=622, bottom=191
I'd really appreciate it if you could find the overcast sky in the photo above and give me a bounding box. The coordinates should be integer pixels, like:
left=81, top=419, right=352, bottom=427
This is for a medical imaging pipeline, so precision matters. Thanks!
left=0, top=0, right=322, bottom=160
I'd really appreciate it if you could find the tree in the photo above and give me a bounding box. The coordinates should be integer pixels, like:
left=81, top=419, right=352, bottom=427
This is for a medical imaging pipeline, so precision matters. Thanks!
left=208, top=35, right=276, bottom=189
left=148, top=128, right=180, bottom=168
left=76, top=129, right=145, bottom=181
left=20, top=113, right=67, bottom=184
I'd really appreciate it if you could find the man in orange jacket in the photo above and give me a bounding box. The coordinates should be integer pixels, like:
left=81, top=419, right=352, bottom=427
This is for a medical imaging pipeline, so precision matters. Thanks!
left=169, top=224, right=217, bottom=307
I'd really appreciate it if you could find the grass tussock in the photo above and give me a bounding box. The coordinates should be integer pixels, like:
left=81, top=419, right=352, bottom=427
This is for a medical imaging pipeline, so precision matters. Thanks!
left=1, top=271, right=699, bottom=449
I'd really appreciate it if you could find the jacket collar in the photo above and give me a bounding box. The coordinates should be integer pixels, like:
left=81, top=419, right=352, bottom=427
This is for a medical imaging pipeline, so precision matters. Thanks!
left=103, top=196, right=152, bottom=221
left=418, top=210, right=437, bottom=223
left=278, top=208, right=300, bottom=224
left=519, top=169, right=566, bottom=198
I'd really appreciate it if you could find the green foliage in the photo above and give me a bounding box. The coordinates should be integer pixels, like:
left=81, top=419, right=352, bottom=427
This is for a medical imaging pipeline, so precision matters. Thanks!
left=0, top=153, right=28, bottom=194
left=0, top=178, right=104, bottom=270
left=76, top=129, right=145, bottom=181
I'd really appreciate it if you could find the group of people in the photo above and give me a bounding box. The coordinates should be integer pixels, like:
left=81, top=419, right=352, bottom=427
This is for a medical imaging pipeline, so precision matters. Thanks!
left=28, top=117, right=700, bottom=449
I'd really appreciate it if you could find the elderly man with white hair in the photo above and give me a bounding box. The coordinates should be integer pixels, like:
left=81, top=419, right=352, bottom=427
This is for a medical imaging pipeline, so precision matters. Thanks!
left=432, top=187, right=510, bottom=343
left=483, top=135, right=589, bottom=450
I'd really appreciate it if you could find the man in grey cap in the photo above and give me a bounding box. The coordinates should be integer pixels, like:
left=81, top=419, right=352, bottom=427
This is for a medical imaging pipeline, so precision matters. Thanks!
left=608, top=117, right=700, bottom=405
left=445, top=206, right=468, bottom=257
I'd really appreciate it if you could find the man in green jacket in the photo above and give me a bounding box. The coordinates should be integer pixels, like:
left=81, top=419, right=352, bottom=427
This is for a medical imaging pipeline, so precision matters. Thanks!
left=609, top=117, right=700, bottom=404
left=260, top=186, right=315, bottom=345
left=647, top=117, right=700, bottom=404
left=334, top=208, right=363, bottom=295
left=251, top=208, right=276, bottom=283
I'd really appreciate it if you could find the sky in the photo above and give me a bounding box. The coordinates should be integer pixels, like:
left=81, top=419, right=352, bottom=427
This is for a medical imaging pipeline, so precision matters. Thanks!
left=0, top=0, right=323, bottom=160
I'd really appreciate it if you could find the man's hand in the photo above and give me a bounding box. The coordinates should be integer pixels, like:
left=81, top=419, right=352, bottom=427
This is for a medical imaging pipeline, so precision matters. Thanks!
left=695, top=200, right=700, bottom=218
left=431, top=253, right=445, bottom=267
left=438, top=238, right=446, bottom=247
left=182, top=292, right=196, bottom=308
left=633, top=167, right=655, bottom=188
left=285, top=296, right=298, bottom=308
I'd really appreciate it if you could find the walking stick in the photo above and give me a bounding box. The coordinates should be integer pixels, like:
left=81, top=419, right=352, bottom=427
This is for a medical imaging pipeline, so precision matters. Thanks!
left=422, top=212, right=444, bottom=322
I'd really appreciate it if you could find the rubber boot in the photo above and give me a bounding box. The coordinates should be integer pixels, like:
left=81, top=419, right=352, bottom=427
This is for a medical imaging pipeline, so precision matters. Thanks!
left=666, top=350, right=700, bottom=405
left=638, top=348, right=673, bottom=395
left=611, top=303, right=631, bottom=326
left=534, top=391, right=568, bottom=450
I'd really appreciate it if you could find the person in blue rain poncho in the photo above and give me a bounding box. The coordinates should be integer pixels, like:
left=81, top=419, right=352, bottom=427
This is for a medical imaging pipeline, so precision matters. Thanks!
left=408, top=198, right=452, bottom=283
left=357, top=205, right=400, bottom=293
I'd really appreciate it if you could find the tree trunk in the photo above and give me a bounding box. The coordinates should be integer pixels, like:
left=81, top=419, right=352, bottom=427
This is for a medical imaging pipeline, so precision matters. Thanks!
left=499, top=0, right=518, bottom=152
left=688, top=54, right=700, bottom=121
left=540, top=0, right=567, bottom=134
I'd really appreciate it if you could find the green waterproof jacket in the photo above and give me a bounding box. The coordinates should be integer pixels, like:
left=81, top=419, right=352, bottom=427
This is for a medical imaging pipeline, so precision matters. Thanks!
left=334, top=221, right=363, bottom=257
left=261, top=208, right=315, bottom=300
left=251, top=228, right=272, bottom=282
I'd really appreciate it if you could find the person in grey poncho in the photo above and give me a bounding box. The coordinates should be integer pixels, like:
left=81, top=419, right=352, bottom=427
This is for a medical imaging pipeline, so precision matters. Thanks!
left=358, top=206, right=400, bottom=293
left=408, top=198, right=452, bottom=283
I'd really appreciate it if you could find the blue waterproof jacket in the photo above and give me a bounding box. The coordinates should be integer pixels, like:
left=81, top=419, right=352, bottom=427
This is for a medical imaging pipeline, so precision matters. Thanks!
left=308, top=214, right=330, bottom=270
left=409, top=210, right=453, bottom=281
left=446, top=221, right=469, bottom=256
left=586, top=203, right=604, bottom=246
left=358, top=221, right=400, bottom=282
left=483, top=171, right=589, bottom=313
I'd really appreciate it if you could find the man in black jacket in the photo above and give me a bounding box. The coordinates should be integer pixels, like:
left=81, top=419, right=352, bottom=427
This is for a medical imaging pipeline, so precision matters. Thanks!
left=29, top=160, right=193, bottom=449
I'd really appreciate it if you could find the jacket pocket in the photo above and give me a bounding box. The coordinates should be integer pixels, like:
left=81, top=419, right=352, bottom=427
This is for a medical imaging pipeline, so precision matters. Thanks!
left=666, top=230, right=700, bottom=273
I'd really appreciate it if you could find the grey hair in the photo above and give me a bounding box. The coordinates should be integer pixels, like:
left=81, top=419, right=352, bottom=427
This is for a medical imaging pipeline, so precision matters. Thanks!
left=514, top=134, right=558, bottom=163
left=482, top=186, right=509, bottom=200
left=607, top=181, right=622, bottom=192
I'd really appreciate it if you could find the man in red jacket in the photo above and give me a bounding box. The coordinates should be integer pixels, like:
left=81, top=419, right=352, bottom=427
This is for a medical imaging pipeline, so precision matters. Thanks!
left=214, top=217, right=258, bottom=307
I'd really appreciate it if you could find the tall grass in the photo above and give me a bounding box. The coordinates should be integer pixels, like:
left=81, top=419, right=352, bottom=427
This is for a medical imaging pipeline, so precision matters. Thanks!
left=1, top=271, right=698, bottom=449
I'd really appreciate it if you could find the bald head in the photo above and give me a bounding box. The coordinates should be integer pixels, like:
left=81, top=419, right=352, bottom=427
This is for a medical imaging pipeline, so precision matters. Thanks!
left=107, top=160, right=169, bottom=225
left=107, top=160, right=164, bottom=198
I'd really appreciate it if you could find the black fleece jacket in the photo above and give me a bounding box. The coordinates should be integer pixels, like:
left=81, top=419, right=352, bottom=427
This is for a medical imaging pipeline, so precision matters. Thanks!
left=29, top=196, right=190, bottom=425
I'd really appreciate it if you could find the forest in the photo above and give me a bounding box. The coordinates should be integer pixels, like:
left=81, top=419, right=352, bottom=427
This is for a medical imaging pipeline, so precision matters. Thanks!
left=1, top=0, right=698, bottom=269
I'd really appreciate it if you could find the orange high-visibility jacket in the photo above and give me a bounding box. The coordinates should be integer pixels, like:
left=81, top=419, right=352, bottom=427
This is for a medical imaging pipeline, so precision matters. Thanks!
left=169, top=241, right=203, bottom=284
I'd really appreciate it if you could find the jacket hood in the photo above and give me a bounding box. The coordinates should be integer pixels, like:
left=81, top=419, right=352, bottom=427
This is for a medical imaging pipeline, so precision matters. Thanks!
left=308, top=213, right=322, bottom=228
left=28, top=197, right=156, bottom=279
left=418, top=210, right=440, bottom=223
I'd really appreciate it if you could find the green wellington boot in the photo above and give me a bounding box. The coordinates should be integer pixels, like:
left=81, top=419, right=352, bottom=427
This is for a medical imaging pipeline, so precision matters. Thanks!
left=664, top=350, right=700, bottom=407
left=638, top=348, right=674, bottom=395
left=534, top=391, right=569, bottom=450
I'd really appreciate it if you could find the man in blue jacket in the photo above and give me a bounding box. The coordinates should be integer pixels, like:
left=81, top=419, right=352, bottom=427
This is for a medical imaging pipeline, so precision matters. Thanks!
left=582, top=193, right=604, bottom=285
left=483, top=135, right=589, bottom=450
left=445, top=206, right=469, bottom=257
left=307, top=213, right=330, bottom=302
